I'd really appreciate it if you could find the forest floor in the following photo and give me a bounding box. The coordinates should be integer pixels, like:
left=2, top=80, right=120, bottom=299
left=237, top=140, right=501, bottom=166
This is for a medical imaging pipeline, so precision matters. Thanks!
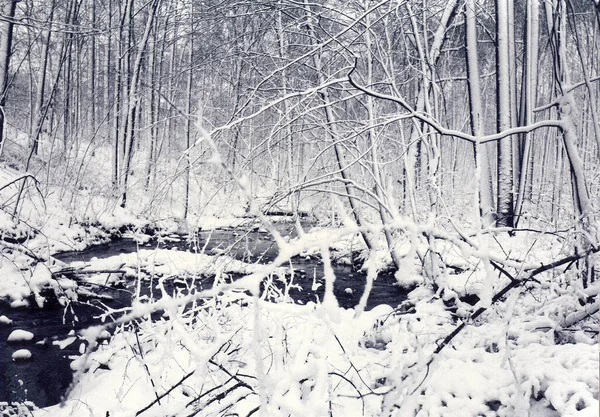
left=0, top=165, right=598, bottom=417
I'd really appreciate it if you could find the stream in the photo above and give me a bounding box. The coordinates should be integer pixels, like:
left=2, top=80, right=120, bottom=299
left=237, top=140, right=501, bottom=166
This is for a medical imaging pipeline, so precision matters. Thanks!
left=0, top=224, right=408, bottom=409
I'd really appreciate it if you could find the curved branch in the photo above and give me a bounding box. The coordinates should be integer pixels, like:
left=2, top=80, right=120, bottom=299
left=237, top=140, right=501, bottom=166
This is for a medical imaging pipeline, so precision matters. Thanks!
left=347, top=60, right=565, bottom=144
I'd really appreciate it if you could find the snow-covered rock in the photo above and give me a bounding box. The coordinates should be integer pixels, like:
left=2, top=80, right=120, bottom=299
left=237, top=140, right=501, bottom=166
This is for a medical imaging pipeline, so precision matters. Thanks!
left=12, top=349, right=32, bottom=361
left=0, top=315, right=12, bottom=325
left=7, top=329, right=34, bottom=343
left=10, top=299, right=29, bottom=309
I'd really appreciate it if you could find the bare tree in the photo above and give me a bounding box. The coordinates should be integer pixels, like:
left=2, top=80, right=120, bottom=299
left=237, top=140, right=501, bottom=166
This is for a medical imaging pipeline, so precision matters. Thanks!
left=0, top=0, right=19, bottom=153
left=465, top=0, right=495, bottom=227
left=495, top=0, right=515, bottom=227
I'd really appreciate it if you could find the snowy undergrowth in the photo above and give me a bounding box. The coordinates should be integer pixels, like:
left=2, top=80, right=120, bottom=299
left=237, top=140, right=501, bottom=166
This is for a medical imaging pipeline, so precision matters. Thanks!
left=374, top=286, right=598, bottom=417
left=32, top=225, right=597, bottom=417
left=37, top=295, right=394, bottom=417
left=34, top=279, right=598, bottom=417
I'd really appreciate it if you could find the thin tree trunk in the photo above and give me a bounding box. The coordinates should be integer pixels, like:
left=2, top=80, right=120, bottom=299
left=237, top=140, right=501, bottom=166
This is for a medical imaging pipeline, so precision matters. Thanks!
left=508, top=0, right=520, bottom=194
left=514, top=0, right=539, bottom=226
left=566, top=0, right=600, bottom=157
left=183, top=8, right=194, bottom=219
left=0, top=0, right=18, bottom=155
left=303, top=0, right=376, bottom=251
left=403, top=0, right=458, bottom=219
left=89, top=0, right=96, bottom=133
left=105, top=0, right=113, bottom=169
left=277, top=0, right=295, bottom=202
left=145, top=16, right=159, bottom=191
left=496, top=0, right=515, bottom=227
left=62, top=0, right=76, bottom=154
left=465, top=0, right=495, bottom=227
left=121, top=0, right=161, bottom=207
left=364, top=0, right=400, bottom=268
left=30, top=0, right=55, bottom=155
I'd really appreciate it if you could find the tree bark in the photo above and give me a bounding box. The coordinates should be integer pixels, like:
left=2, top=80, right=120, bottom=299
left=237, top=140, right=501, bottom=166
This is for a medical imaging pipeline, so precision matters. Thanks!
left=0, top=0, right=18, bottom=154
left=496, top=0, right=515, bottom=227
left=465, top=0, right=495, bottom=227
left=514, top=0, right=540, bottom=226
left=120, top=0, right=161, bottom=207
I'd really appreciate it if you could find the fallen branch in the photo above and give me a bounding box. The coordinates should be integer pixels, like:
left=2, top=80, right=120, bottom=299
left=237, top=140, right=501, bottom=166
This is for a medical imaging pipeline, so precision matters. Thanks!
left=408, top=246, right=600, bottom=396
left=561, top=299, right=600, bottom=329
left=52, top=268, right=127, bottom=277
left=136, top=370, right=195, bottom=416
left=434, top=246, right=599, bottom=355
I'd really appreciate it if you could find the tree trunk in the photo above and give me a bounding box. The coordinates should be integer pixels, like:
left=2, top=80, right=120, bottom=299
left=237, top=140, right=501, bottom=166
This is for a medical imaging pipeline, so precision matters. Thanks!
left=30, top=0, right=55, bottom=155
left=465, top=0, right=495, bottom=227
left=495, top=0, right=515, bottom=227
left=120, top=0, right=161, bottom=207
left=364, top=0, right=400, bottom=268
left=183, top=7, right=194, bottom=219
left=546, top=0, right=597, bottom=286
left=303, top=0, right=377, bottom=251
left=514, top=0, right=540, bottom=226
left=0, top=0, right=17, bottom=155
left=89, top=0, right=96, bottom=133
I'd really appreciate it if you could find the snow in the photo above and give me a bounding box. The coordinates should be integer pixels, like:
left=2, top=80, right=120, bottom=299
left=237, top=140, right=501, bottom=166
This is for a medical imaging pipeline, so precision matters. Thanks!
left=28, top=276, right=597, bottom=417
left=0, top=315, right=12, bottom=325
left=53, top=336, right=77, bottom=350
left=0, top=217, right=583, bottom=417
left=7, top=329, right=34, bottom=343
left=0, top=167, right=597, bottom=417
left=11, top=349, right=32, bottom=361
left=77, top=247, right=290, bottom=285
left=39, top=299, right=396, bottom=417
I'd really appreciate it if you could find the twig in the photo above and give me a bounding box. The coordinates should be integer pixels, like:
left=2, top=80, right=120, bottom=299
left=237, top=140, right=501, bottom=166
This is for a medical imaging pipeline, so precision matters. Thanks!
left=136, top=370, right=195, bottom=416
left=208, top=359, right=255, bottom=390
left=134, top=326, right=162, bottom=406
left=333, top=334, right=374, bottom=393
left=245, top=406, right=260, bottom=417
left=330, top=371, right=366, bottom=416
left=185, top=375, right=236, bottom=409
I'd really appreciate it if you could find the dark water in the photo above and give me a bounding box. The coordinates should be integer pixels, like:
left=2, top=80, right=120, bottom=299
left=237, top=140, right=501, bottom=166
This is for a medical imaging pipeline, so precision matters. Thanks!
left=0, top=296, right=124, bottom=407
left=0, top=225, right=406, bottom=408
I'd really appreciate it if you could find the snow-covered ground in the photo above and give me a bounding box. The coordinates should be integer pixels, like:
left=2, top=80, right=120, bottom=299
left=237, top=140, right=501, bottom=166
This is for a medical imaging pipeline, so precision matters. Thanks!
left=4, top=224, right=589, bottom=417
left=33, top=284, right=598, bottom=417
left=0, top=165, right=598, bottom=417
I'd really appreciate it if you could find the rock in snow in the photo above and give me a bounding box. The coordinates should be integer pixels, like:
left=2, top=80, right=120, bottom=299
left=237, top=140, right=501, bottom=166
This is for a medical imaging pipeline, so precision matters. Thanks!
left=0, top=315, right=12, bottom=325
left=7, top=329, right=34, bottom=343
left=12, top=349, right=32, bottom=361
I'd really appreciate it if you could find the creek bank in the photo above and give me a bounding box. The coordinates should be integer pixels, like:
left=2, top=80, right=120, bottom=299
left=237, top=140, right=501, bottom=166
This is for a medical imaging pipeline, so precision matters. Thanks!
left=0, top=224, right=409, bottom=409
